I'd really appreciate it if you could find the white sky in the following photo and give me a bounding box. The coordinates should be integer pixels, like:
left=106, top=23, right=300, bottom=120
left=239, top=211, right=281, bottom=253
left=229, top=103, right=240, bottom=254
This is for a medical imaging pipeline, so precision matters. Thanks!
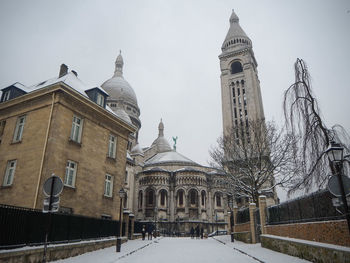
left=0, top=0, right=349, bottom=169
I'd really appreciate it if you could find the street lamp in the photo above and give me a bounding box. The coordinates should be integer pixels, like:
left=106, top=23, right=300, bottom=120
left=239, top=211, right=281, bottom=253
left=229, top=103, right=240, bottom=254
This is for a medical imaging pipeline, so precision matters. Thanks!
left=228, top=196, right=234, bottom=242
left=325, top=142, right=350, bottom=233
left=116, top=188, right=126, bottom=252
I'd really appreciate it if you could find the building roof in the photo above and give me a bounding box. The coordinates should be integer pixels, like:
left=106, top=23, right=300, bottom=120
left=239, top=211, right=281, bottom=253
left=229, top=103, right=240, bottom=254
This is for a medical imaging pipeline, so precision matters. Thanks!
left=101, top=52, right=138, bottom=108
left=221, top=9, right=251, bottom=53
left=144, top=150, right=196, bottom=166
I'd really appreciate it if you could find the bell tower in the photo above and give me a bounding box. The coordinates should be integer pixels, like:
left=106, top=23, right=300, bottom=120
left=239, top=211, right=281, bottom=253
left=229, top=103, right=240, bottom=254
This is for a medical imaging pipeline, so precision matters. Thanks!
left=219, top=10, right=265, bottom=138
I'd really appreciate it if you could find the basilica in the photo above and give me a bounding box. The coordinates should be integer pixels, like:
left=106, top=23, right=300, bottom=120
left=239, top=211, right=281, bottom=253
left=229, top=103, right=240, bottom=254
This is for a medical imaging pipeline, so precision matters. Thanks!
left=100, top=10, right=277, bottom=234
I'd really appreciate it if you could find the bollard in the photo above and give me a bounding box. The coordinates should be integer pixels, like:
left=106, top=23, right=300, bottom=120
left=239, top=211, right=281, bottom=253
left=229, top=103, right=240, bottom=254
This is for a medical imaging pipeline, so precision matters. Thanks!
left=116, top=237, right=122, bottom=252
left=231, top=232, right=234, bottom=242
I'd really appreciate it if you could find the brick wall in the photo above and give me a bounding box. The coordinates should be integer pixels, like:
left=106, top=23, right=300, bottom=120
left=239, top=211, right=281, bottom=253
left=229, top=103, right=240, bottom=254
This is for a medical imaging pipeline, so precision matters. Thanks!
left=265, top=220, right=350, bottom=247
left=234, top=222, right=250, bottom=233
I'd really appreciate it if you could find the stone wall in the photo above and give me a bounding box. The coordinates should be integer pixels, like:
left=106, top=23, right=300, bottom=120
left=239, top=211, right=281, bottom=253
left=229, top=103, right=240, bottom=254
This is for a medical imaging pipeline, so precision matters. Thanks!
left=265, top=220, right=350, bottom=247
left=261, top=234, right=350, bottom=263
left=0, top=238, right=126, bottom=263
left=235, top=222, right=250, bottom=233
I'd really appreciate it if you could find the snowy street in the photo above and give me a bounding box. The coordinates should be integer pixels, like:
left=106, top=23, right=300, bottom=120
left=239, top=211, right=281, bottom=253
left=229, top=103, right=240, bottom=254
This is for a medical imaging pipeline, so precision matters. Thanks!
left=53, top=236, right=310, bottom=263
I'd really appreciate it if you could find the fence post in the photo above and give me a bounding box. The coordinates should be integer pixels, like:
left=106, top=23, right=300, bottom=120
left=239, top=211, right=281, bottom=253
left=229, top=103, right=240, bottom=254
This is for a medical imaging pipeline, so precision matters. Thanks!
left=258, top=195, right=267, bottom=235
left=123, top=210, right=130, bottom=238
left=249, top=203, right=256, bottom=244
left=233, top=206, right=238, bottom=233
left=129, top=213, right=135, bottom=240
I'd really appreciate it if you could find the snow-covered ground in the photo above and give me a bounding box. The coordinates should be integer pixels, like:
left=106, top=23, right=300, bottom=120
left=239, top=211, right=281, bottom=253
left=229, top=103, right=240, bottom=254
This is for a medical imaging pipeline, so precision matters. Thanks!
left=53, top=236, right=311, bottom=263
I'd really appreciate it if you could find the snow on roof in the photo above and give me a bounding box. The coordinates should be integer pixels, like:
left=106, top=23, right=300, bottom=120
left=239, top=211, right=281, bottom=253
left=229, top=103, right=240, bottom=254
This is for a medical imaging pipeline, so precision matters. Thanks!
left=145, top=150, right=197, bottom=166
left=175, top=167, right=204, bottom=173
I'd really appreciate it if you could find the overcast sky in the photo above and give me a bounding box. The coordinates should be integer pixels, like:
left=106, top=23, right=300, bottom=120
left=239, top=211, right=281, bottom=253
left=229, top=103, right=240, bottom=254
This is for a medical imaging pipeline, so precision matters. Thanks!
left=1, top=0, right=349, bottom=170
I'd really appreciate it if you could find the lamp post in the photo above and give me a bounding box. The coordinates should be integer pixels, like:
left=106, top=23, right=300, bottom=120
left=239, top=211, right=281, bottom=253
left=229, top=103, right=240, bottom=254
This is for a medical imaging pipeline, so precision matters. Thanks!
left=228, top=195, right=234, bottom=242
left=116, top=188, right=126, bottom=252
left=325, top=142, right=350, bottom=233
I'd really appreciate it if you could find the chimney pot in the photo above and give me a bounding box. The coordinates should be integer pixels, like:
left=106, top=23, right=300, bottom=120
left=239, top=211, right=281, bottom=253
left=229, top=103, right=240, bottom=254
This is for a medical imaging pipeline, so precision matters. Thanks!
left=71, top=70, right=78, bottom=77
left=59, top=64, right=68, bottom=78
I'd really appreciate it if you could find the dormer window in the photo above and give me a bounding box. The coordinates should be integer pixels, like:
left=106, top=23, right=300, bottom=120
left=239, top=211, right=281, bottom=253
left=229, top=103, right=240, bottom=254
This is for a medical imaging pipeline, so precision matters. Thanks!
left=3, top=90, right=10, bottom=102
left=85, top=87, right=108, bottom=109
left=96, top=93, right=105, bottom=107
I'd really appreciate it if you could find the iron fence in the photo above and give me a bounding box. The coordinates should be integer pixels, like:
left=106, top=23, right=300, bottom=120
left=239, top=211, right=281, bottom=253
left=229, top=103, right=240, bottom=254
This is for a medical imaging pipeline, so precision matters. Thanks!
left=0, top=204, right=120, bottom=249
left=236, top=207, right=250, bottom=224
left=266, top=189, right=345, bottom=225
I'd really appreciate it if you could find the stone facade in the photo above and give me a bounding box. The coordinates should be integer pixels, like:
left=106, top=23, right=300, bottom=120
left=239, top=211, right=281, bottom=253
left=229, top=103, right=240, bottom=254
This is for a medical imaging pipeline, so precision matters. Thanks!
left=0, top=71, right=135, bottom=220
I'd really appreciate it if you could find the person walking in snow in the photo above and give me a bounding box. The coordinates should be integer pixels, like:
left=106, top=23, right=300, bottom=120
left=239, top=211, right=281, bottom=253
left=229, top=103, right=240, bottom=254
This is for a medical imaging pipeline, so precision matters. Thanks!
left=200, top=227, right=204, bottom=239
left=190, top=226, right=194, bottom=239
left=195, top=225, right=200, bottom=239
left=142, top=225, right=146, bottom=240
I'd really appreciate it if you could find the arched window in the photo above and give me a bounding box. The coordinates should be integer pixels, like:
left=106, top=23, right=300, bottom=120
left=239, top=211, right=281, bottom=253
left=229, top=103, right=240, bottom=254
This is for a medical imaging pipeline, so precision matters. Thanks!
left=216, top=193, right=222, bottom=207
left=160, top=190, right=167, bottom=206
left=201, top=191, right=206, bottom=206
left=146, top=189, right=154, bottom=206
left=138, top=191, right=143, bottom=209
left=178, top=190, right=184, bottom=206
left=231, top=61, right=243, bottom=74
left=189, top=189, right=197, bottom=205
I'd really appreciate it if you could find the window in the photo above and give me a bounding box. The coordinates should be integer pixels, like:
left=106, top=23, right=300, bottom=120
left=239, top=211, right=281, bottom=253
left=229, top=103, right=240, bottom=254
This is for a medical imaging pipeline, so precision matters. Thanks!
left=13, top=116, right=26, bottom=142
left=190, top=190, right=196, bottom=205
left=147, top=189, right=154, bottom=206
left=216, top=194, right=222, bottom=207
left=124, top=171, right=128, bottom=184
left=201, top=191, right=206, bottom=206
left=178, top=190, right=184, bottom=206
left=104, top=174, right=113, bottom=197
left=3, top=90, right=11, bottom=102
left=70, top=115, right=83, bottom=143
left=96, top=93, right=105, bottom=107
left=138, top=191, right=143, bottom=209
left=231, top=61, right=243, bottom=74
left=108, top=134, right=117, bottom=158
left=0, top=120, right=6, bottom=144
left=160, top=191, right=166, bottom=206
left=65, top=160, right=77, bottom=187
left=3, top=160, right=16, bottom=186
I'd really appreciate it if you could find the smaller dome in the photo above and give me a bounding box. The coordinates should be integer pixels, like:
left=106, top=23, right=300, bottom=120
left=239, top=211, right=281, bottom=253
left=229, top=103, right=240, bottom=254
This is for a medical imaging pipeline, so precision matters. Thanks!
left=151, top=119, right=172, bottom=153
left=131, top=143, right=143, bottom=155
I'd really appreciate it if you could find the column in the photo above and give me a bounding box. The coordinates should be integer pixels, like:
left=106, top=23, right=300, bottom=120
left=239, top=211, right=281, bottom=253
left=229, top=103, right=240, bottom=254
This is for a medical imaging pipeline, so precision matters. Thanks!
left=170, top=190, right=174, bottom=222
left=258, top=195, right=267, bottom=235
left=198, top=192, right=201, bottom=219
left=249, top=203, right=256, bottom=244
left=142, top=190, right=146, bottom=218
left=185, top=193, right=189, bottom=217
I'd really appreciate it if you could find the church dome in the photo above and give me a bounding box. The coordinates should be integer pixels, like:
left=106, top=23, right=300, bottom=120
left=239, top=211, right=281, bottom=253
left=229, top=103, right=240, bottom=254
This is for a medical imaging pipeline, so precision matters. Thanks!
left=101, top=51, right=138, bottom=108
left=114, top=103, right=132, bottom=124
left=151, top=119, right=172, bottom=153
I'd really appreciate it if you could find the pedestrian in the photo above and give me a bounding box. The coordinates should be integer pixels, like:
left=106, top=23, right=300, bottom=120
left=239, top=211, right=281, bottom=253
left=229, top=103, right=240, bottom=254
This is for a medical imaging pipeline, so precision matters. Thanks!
left=148, top=225, right=153, bottom=240
left=195, top=225, right=200, bottom=239
left=200, top=227, right=204, bottom=239
left=190, top=226, right=194, bottom=239
left=142, top=225, right=146, bottom=240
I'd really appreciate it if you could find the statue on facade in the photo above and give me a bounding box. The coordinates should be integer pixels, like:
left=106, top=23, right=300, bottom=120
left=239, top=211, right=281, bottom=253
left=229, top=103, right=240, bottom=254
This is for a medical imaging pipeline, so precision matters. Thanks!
left=172, top=136, right=178, bottom=151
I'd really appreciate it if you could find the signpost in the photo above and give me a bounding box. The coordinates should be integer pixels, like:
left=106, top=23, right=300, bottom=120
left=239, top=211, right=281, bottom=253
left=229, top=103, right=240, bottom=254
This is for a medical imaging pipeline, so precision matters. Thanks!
left=42, top=174, right=63, bottom=262
left=328, top=175, right=350, bottom=197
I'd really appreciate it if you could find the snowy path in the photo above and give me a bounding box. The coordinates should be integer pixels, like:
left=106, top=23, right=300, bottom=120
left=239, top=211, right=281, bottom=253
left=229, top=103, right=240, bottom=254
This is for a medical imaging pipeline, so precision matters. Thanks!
left=53, top=236, right=310, bottom=263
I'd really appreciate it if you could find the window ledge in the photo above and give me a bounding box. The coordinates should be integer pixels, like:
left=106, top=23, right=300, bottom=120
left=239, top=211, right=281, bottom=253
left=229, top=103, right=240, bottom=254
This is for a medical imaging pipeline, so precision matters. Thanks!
left=103, top=195, right=113, bottom=200
left=68, top=138, right=82, bottom=147
left=10, top=140, right=22, bottom=145
left=106, top=156, right=116, bottom=162
left=64, top=184, right=76, bottom=190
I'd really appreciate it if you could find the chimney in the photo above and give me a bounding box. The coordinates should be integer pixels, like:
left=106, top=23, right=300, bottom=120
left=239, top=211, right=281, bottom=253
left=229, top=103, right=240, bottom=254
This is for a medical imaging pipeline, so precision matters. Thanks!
left=59, top=64, right=68, bottom=77
left=71, top=70, right=78, bottom=77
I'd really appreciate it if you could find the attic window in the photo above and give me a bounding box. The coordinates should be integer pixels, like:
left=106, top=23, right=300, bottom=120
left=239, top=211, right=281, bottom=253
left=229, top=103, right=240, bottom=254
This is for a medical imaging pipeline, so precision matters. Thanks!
left=96, top=93, right=105, bottom=107
left=3, top=90, right=10, bottom=102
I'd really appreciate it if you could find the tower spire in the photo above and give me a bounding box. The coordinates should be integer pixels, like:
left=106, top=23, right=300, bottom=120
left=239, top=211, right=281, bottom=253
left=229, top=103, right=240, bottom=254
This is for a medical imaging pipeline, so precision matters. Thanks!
left=158, top=119, right=164, bottom=137
left=114, top=50, right=124, bottom=77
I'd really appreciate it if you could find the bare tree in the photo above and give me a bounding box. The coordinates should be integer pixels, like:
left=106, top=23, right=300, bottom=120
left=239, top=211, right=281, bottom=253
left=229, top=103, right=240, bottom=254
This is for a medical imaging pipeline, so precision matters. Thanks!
left=283, top=58, right=350, bottom=195
left=210, top=119, right=298, bottom=205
